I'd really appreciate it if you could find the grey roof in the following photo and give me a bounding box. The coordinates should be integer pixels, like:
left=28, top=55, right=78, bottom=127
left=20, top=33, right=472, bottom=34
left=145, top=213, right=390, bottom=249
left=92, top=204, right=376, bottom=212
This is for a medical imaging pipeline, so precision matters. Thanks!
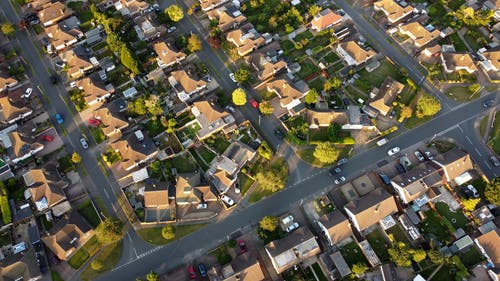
left=265, top=227, right=315, bottom=257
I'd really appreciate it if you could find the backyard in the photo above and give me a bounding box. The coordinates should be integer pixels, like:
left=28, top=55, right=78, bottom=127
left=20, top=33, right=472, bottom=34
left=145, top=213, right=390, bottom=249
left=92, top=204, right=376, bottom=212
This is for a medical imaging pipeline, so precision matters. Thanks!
left=419, top=209, right=454, bottom=244
left=137, top=224, right=207, bottom=245
left=339, top=241, right=369, bottom=267
left=190, top=145, right=216, bottom=171
left=204, top=134, right=231, bottom=154
left=365, top=229, right=390, bottom=262
left=170, top=154, right=198, bottom=173
left=435, top=202, right=468, bottom=230
left=458, top=246, right=484, bottom=267
left=176, top=122, right=201, bottom=143
left=386, top=224, right=410, bottom=245
left=77, top=200, right=101, bottom=228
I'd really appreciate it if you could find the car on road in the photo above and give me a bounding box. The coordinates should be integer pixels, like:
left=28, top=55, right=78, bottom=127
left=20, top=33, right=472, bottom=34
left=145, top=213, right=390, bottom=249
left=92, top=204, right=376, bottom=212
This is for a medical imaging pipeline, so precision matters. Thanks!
left=286, top=222, right=299, bottom=232
left=282, top=215, right=294, bottom=225
left=238, top=240, right=247, bottom=254
left=376, top=138, right=388, bottom=147
left=424, top=151, right=433, bottom=160
left=274, top=129, right=284, bottom=139
left=329, top=167, right=341, bottom=176
left=483, top=99, right=495, bottom=108
left=22, top=88, right=33, bottom=99
left=387, top=147, right=400, bottom=156
left=225, top=105, right=236, bottom=113
left=334, top=176, right=346, bottom=184
left=229, top=73, right=237, bottom=83
left=249, top=99, right=259, bottom=108
left=49, top=75, right=59, bottom=84
left=462, top=185, right=479, bottom=198
left=42, top=135, right=53, bottom=142
left=337, top=158, right=348, bottom=165
left=80, top=138, right=89, bottom=149
left=221, top=195, right=235, bottom=206
left=198, top=264, right=207, bottom=278
left=389, top=110, right=397, bottom=119
left=414, top=151, right=425, bottom=161
left=55, top=113, right=63, bottom=124
left=188, top=265, right=196, bottom=279
left=490, top=155, right=500, bottom=167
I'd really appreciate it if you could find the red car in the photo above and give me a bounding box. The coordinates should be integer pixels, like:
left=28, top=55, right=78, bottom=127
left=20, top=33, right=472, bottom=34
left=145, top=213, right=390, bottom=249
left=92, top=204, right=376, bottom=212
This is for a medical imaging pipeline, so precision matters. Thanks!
left=249, top=99, right=259, bottom=108
left=238, top=240, right=247, bottom=254
left=88, top=118, right=100, bottom=126
left=188, top=265, right=196, bottom=279
left=42, top=135, right=54, bottom=142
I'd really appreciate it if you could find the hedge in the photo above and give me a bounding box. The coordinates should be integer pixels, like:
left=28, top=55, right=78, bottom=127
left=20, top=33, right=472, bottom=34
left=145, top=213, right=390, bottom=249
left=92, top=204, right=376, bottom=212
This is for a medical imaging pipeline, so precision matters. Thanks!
left=0, top=184, right=11, bottom=224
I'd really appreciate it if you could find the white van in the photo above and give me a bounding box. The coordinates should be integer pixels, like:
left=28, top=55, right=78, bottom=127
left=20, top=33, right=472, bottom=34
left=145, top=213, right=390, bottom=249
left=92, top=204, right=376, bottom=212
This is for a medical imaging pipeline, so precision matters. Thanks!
left=376, top=138, right=388, bottom=146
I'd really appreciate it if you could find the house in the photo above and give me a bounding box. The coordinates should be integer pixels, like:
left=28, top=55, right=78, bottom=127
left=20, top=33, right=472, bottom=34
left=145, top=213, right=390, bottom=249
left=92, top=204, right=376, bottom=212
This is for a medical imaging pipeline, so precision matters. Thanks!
left=440, top=53, right=477, bottom=74
left=134, top=16, right=166, bottom=41
left=0, top=95, right=33, bottom=124
left=7, top=130, right=44, bottom=164
left=336, top=41, right=376, bottom=66
left=109, top=130, right=158, bottom=172
left=310, top=9, right=343, bottom=32
left=317, top=211, right=353, bottom=247
left=246, top=53, right=287, bottom=81
left=480, top=50, right=500, bottom=72
left=373, top=0, right=413, bottom=24
left=191, top=101, right=236, bottom=140
left=266, top=79, right=308, bottom=110
left=432, top=149, right=473, bottom=183
left=0, top=245, right=41, bottom=281
left=368, top=77, right=405, bottom=116
left=76, top=77, right=114, bottom=106
left=344, top=188, right=398, bottom=233
left=28, top=0, right=52, bottom=11
left=168, top=70, right=207, bottom=102
left=92, top=107, right=129, bottom=138
left=264, top=227, right=321, bottom=274
left=305, top=109, right=348, bottom=129
left=115, top=0, right=149, bottom=16
left=42, top=211, right=94, bottom=261
left=0, top=75, right=18, bottom=92
left=199, top=0, right=230, bottom=11
left=390, top=162, right=443, bottom=204
left=398, top=22, right=441, bottom=48
left=38, top=1, right=72, bottom=27
left=419, top=44, right=441, bottom=63
left=175, top=173, right=217, bottom=206
left=44, top=24, right=79, bottom=51
left=143, top=181, right=170, bottom=209
left=23, top=164, right=68, bottom=212
left=220, top=251, right=267, bottom=281
left=207, top=4, right=247, bottom=32
left=483, top=0, right=500, bottom=11
left=475, top=229, right=500, bottom=281
left=227, top=24, right=266, bottom=57
left=153, top=42, right=186, bottom=69
left=59, top=50, right=94, bottom=79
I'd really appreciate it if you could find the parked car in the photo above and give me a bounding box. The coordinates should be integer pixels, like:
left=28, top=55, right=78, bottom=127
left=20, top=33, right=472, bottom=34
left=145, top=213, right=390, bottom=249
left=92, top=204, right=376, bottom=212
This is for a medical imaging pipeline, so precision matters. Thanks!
left=229, top=73, right=237, bottom=83
left=42, top=135, right=53, bottom=142
left=198, top=264, right=207, bottom=278
left=88, top=118, right=100, bottom=126
left=49, top=75, right=59, bottom=84
left=196, top=203, right=207, bottom=209
left=238, top=240, right=247, bottom=254
left=167, top=26, right=176, bottom=33
left=286, top=222, right=299, bottom=232
left=395, top=163, right=406, bottom=174
left=389, top=110, right=397, bottom=119
left=188, top=265, right=196, bottom=279
left=424, top=151, right=434, bottom=160
left=80, top=138, right=89, bottom=149
left=378, top=173, right=391, bottom=185
left=490, top=155, right=500, bottom=167
left=55, top=61, right=66, bottom=68
left=282, top=215, right=294, bottom=225
left=334, top=176, right=346, bottom=184
left=387, top=147, right=400, bottom=156
left=221, top=195, right=235, bottom=206
left=274, top=129, right=284, bottom=139
left=414, top=151, right=425, bottom=161
left=337, top=158, right=348, bottom=165
left=376, top=138, right=388, bottom=147
left=483, top=99, right=495, bottom=108
left=249, top=99, right=259, bottom=108
left=329, top=167, right=341, bottom=176
left=225, top=105, right=235, bottom=113
left=462, top=185, right=479, bottom=198
left=55, top=113, right=64, bottom=124
left=22, top=88, right=33, bottom=99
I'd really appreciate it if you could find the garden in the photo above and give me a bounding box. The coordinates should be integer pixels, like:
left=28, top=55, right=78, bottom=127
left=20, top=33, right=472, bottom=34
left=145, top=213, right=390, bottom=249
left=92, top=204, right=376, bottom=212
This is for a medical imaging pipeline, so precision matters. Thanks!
left=365, top=229, right=390, bottom=262
left=78, top=199, right=101, bottom=228
left=339, top=241, right=369, bottom=267
left=68, top=236, right=100, bottom=269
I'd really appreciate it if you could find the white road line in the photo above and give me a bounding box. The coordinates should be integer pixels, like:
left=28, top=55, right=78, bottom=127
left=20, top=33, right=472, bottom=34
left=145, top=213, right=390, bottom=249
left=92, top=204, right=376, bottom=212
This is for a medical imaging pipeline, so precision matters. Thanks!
left=458, top=125, right=464, bottom=133
left=475, top=148, right=482, bottom=157
left=466, top=136, right=474, bottom=145
left=484, top=161, right=492, bottom=170
left=103, top=189, right=110, bottom=199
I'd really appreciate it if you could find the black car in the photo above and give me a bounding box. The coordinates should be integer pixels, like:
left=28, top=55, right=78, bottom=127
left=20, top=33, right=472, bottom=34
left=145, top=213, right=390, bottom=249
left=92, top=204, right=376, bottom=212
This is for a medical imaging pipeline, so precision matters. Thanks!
left=274, top=129, right=284, bottom=139
left=49, top=75, right=59, bottom=84
left=395, top=163, right=406, bottom=174
left=483, top=99, right=495, bottom=108
left=329, top=167, right=341, bottom=176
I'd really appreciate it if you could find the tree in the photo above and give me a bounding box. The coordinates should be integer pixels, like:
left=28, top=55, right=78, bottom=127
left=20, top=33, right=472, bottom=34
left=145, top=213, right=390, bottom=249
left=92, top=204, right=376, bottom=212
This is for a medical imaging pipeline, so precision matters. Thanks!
left=232, top=88, right=247, bottom=106
left=308, top=5, right=322, bottom=17
left=416, top=94, right=441, bottom=118
left=388, top=242, right=413, bottom=267
left=428, top=249, right=444, bottom=265
left=71, top=152, right=81, bottom=164
left=146, top=271, right=159, bottom=281
left=129, top=97, right=147, bottom=115
left=398, top=105, right=413, bottom=122
left=1, top=23, right=15, bottom=36
left=161, top=117, right=177, bottom=133
left=455, top=6, right=493, bottom=27
left=313, top=142, right=340, bottom=164
left=255, top=158, right=288, bottom=192
left=327, top=123, right=341, bottom=142
left=165, top=5, right=184, bottom=22
left=259, top=216, right=278, bottom=232
left=485, top=177, right=500, bottom=205
left=324, top=77, right=342, bottom=92
left=120, top=44, right=140, bottom=74
left=462, top=198, right=481, bottom=212
left=412, top=249, right=427, bottom=263
left=351, top=262, right=368, bottom=275
left=187, top=34, right=202, bottom=52
left=259, top=101, right=273, bottom=115
left=305, top=88, right=319, bottom=105
left=95, top=218, right=123, bottom=245
left=91, top=260, right=103, bottom=270
left=162, top=225, right=175, bottom=240
left=145, top=95, right=163, bottom=117
left=234, top=67, right=250, bottom=84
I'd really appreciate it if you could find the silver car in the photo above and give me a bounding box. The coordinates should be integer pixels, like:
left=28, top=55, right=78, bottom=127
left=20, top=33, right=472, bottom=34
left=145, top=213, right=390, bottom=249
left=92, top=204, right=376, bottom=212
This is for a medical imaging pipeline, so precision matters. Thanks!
left=80, top=138, right=89, bottom=149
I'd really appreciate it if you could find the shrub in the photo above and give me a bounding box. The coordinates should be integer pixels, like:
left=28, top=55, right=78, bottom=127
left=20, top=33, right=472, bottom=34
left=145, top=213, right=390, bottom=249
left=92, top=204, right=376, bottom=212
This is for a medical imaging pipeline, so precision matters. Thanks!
left=91, top=260, right=103, bottom=271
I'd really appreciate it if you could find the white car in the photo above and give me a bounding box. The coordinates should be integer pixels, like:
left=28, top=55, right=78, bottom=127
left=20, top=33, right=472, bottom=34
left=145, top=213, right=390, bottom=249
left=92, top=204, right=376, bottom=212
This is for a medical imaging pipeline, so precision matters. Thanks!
left=22, top=88, right=33, bottom=99
left=334, top=176, right=346, bottom=184
left=414, top=151, right=425, bottom=161
left=197, top=203, right=207, bottom=209
left=221, top=195, right=235, bottom=206
left=80, top=138, right=89, bottom=149
left=229, top=73, right=237, bottom=83
left=387, top=147, right=400, bottom=156
left=167, top=26, right=176, bottom=33
left=424, top=151, right=434, bottom=160
left=286, top=222, right=299, bottom=232
left=282, top=215, right=294, bottom=225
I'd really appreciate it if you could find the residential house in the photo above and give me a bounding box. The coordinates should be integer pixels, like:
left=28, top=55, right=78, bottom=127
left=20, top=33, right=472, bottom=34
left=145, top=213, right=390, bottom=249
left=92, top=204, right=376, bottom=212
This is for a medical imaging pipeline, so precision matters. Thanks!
left=38, top=1, right=72, bottom=27
left=373, top=0, right=413, bottom=24
left=344, top=188, right=398, bottom=233
left=368, top=77, right=405, bottom=116
left=305, top=109, right=348, bottom=129
left=6, top=130, right=44, bottom=164
left=153, top=42, right=186, bottom=69
left=432, top=149, right=473, bottom=183
left=440, top=53, right=477, bottom=74
left=76, top=77, right=114, bottom=106
left=227, top=24, right=266, bottom=57
left=191, top=101, right=236, bottom=140
left=0, top=74, right=18, bottom=92
left=0, top=245, right=41, bottom=281
left=246, top=53, right=287, bottom=81
left=59, top=50, right=94, bottom=79
left=0, top=95, right=33, bottom=124
left=317, top=211, right=353, bottom=247
left=134, top=16, right=166, bottom=41
left=92, top=107, right=129, bottom=138
left=475, top=229, right=500, bottom=281
left=23, top=164, right=68, bottom=212
left=418, top=44, right=441, bottom=64
left=266, top=79, right=309, bottom=110
left=207, top=141, right=256, bottom=194
left=310, top=8, right=343, bottom=32
left=265, top=227, right=321, bottom=274
left=175, top=173, right=217, bottom=206
left=115, top=0, right=149, bottom=16
left=168, top=70, right=207, bottom=102
left=42, top=210, right=94, bottom=261
left=28, top=0, right=52, bottom=11
left=336, top=41, right=376, bottom=66
left=199, top=0, right=230, bottom=11
left=398, top=22, right=441, bottom=48
left=483, top=0, right=500, bottom=11
left=390, top=162, right=443, bottom=204
left=44, top=24, right=79, bottom=51
left=143, top=181, right=170, bottom=209
left=220, top=251, right=267, bottom=281
left=109, top=130, right=158, bottom=172
left=207, top=4, right=247, bottom=32
left=480, top=50, right=500, bottom=72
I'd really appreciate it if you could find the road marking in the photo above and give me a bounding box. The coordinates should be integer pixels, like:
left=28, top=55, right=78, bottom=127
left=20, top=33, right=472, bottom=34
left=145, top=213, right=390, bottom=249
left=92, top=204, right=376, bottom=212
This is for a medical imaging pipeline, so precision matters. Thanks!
left=126, top=232, right=138, bottom=258
left=103, top=189, right=110, bottom=199
left=458, top=125, right=464, bottom=133
left=475, top=148, right=482, bottom=157
left=466, top=136, right=474, bottom=145
left=484, top=161, right=491, bottom=169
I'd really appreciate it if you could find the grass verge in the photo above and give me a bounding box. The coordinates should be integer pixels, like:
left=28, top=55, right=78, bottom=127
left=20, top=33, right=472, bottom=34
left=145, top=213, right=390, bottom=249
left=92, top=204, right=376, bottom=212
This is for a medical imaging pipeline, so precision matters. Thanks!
left=137, top=224, right=207, bottom=245
left=80, top=241, right=123, bottom=281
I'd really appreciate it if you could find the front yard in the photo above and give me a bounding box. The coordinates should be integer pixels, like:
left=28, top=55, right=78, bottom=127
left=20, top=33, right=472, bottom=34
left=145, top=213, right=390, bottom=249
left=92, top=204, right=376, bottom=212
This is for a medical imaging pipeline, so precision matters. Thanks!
left=238, top=173, right=255, bottom=195
left=354, top=59, right=405, bottom=92
left=68, top=236, right=100, bottom=269
left=80, top=241, right=122, bottom=281
left=137, top=224, right=207, bottom=245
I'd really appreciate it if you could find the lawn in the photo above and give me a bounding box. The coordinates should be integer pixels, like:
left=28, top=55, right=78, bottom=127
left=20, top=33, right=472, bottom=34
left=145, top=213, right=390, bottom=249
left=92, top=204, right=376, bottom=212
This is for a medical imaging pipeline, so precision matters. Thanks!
left=191, top=145, right=216, bottom=171
left=170, top=154, right=198, bottom=173
left=488, top=111, right=500, bottom=155
left=248, top=184, right=276, bottom=203
left=297, top=147, right=331, bottom=167
left=78, top=200, right=101, bottom=228
left=463, top=29, right=488, bottom=51
left=144, top=118, right=166, bottom=137
left=176, top=122, right=201, bottom=143
left=339, top=241, right=369, bottom=267
left=404, top=115, right=433, bottom=129
left=295, top=30, right=314, bottom=42
left=479, top=116, right=488, bottom=138
left=365, top=229, right=390, bottom=262
left=309, top=128, right=330, bottom=142
left=297, top=59, right=320, bottom=79
left=68, top=236, right=100, bottom=269
left=419, top=210, right=454, bottom=244
left=204, top=134, right=231, bottom=154
left=58, top=155, right=75, bottom=173
left=51, top=271, right=64, bottom=281
left=459, top=246, right=484, bottom=267
left=323, top=52, right=340, bottom=64
left=80, top=241, right=122, bottom=281
left=239, top=173, right=255, bottom=195
left=137, top=224, right=207, bottom=245
left=354, top=59, right=404, bottom=92
left=386, top=224, right=410, bottom=245
left=311, top=263, right=328, bottom=281
left=435, top=202, right=468, bottom=230
left=307, top=77, right=326, bottom=92
left=259, top=89, right=277, bottom=101
left=445, top=86, right=480, bottom=102
left=89, top=126, right=106, bottom=144
left=281, top=40, right=295, bottom=54
left=447, top=33, right=467, bottom=52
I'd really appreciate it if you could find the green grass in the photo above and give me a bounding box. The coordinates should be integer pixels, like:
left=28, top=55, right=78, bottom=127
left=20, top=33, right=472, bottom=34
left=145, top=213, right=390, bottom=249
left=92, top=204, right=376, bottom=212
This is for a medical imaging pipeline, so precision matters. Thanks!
left=404, top=115, right=433, bottom=129
left=78, top=200, right=101, bottom=228
left=297, top=148, right=331, bottom=167
left=205, top=134, right=230, bottom=154
left=419, top=210, right=454, bottom=244
left=0, top=232, right=11, bottom=247
left=80, top=241, right=122, bottom=281
left=68, top=236, right=100, bottom=269
left=459, top=246, right=484, bottom=267
left=323, top=52, right=340, bottom=64
left=137, top=224, right=207, bottom=245
left=311, top=263, right=328, bottom=281
left=308, top=77, right=326, bottom=91
left=435, top=202, right=468, bottom=229
left=386, top=225, right=410, bottom=245
left=365, top=229, right=390, bottom=262
left=51, top=271, right=64, bottom=281
left=297, top=59, right=320, bottom=79
left=259, top=90, right=277, bottom=101
left=488, top=111, right=500, bottom=155
left=171, top=154, right=198, bottom=173
left=89, top=126, right=106, bottom=144
left=248, top=184, right=276, bottom=203
left=354, top=59, right=403, bottom=92
left=197, top=146, right=216, bottom=163
left=432, top=264, right=451, bottom=281
left=448, top=33, right=467, bottom=52
left=239, top=173, right=254, bottom=195
left=281, top=40, right=295, bottom=54
left=340, top=241, right=369, bottom=267
left=176, top=122, right=201, bottom=142
left=295, top=30, right=314, bottom=42
left=309, top=128, right=330, bottom=142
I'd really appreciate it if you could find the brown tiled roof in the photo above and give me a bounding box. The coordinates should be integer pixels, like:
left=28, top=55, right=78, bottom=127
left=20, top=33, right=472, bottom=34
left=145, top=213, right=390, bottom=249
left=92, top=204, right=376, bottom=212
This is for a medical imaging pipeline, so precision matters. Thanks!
left=0, top=246, right=40, bottom=281
left=311, top=9, right=343, bottom=31
left=441, top=53, right=477, bottom=73
left=59, top=50, right=93, bottom=78
left=93, top=107, right=128, bottom=138
left=175, top=173, right=216, bottom=204
left=318, top=211, right=352, bottom=245
left=483, top=50, right=500, bottom=70
left=153, top=42, right=186, bottom=67
left=44, top=24, right=77, bottom=50
left=207, top=6, right=247, bottom=32
left=222, top=251, right=267, bottom=281
left=37, top=1, right=72, bottom=26
left=338, top=41, right=376, bottom=65
left=9, top=131, right=44, bottom=160
left=226, top=25, right=266, bottom=56
left=120, top=0, right=149, bottom=14
left=306, top=109, right=348, bottom=127
left=76, top=77, right=113, bottom=105
left=433, top=149, right=473, bottom=182
left=200, top=0, right=228, bottom=11
left=109, top=137, right=157, bottom=171
left=0, top=75, right=18, bottom=92
left=369, top=77, right=405, bottom=116
left=373, top=0, right=413, bottom=23
left=143, top=181, right=169, bottom=208
left=0, top=95, right=32, bottom=123
left=477, top=229, right=500, bottom=268
left=170, top=70, right=207, bottom=94
left=24, top=167, right=68, bottom=209
left=29, top=0, right=52, bottom=10
left=266, top=79, right=306, bottom=107
left=399, top=22, right=441, bottom=48
left=192, top=101, right=228, bottom=123
left=247, top=53, right=287, bottom=81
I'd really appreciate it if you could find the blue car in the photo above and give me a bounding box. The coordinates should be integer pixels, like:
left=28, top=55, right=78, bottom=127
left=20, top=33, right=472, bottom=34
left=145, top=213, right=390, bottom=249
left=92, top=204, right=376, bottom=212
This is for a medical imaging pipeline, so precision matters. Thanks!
left=55, top=113, right=64, bottom=124
left=198, top=263, right=207, bottom=277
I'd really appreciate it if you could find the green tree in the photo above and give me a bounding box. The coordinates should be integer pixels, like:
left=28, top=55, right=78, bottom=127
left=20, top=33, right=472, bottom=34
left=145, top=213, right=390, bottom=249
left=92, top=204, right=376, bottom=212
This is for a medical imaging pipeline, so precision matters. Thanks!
left=485, top=177, right=500, bottom=205
left=232, top=88, right=247, bottom=106
left=388, top=242, right=413, bottom=267
left=416, top=94, right=441, bottom=118
left=324, top=77, right=342, bottom=92
left=398, top=105, right=413, bottom=122
left=327, top=123, right=341, bottom=142
left=120, top=44, right=140, bottom=74
left=428, top=249, right=444, bottom=265
left=351, top=262, right=368, bottom=275
left=71, top=152, right=81, bottom=164
left=455, top=6, right=493, bottom=27
left=187, top=34, right=202, bottom=52
left=259, top=216, right=278, bottom=232
left=91, top=260, right=103, bottom=270
left=146, top=271, right=159, bottom=281
left=259, top=101, right=273, bottom=115
left=234, top=67, right=250, bottom=84
left=129, top=97, right=147, bottom=115
left=95, top=218, right=123, bottom=245
left=412, top=249, right=427, bottom=263
left=257, top=141, right=273, bottom=160
left=165, top=5, right=184, bottom=22
left=305, top=88, right=319, bottom=105
left=308, top=5, right=322, bottom=17
left=161, top=225, right=175, bottom=240
left=313, top=142, right=340, bottom=164
left=255, top=158, right=288, bottom=192
left=462, top=198, right=480, bottom=212
left=1, top=23, right=15, bottom=36
left=145, top=95, right=163, bottom=117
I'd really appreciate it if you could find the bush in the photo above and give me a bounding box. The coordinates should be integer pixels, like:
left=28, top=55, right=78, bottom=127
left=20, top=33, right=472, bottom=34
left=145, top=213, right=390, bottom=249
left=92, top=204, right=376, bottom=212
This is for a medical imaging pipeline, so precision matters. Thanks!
left=257, top=141, right=273, bottom=160
left=162, top=225, right=175, bottom=240
left=0, top=183, right=11, bottom=225
left=95, top=218, right=123, bottom=245
left=380, top=126, right=398, bottom=137
left=91, top=260, right=103, bottom=271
